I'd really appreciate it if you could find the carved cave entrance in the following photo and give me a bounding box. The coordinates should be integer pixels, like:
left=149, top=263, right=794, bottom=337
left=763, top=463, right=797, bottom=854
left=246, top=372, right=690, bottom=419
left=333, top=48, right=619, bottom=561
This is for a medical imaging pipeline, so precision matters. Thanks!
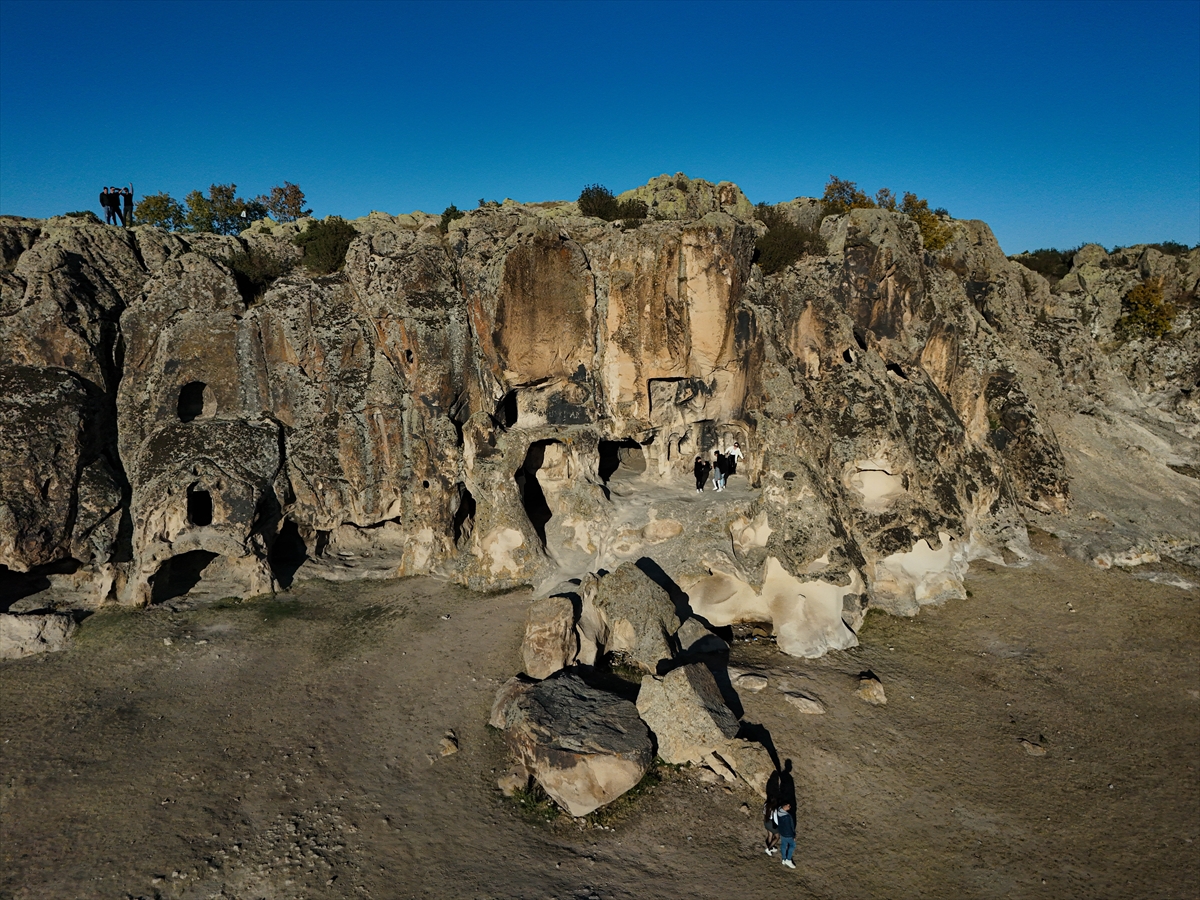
left=268, top=519, right=308, bottom=589
left=598, top=438, right=646, bottom=484
left=149, top=550, right=219, bottom=604
left=187, top=484, right=213, bottom=526
left=452, top=483, right=476, bottom=547
left=178, top=382, right=212, bottom=422
left=515, top=440, right=562, bottom=548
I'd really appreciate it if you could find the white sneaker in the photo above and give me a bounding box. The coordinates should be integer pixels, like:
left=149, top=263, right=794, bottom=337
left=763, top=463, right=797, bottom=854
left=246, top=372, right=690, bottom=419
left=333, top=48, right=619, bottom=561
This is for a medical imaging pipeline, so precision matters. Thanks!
left=782, top=859, right=795, bottom=868
left=765, top=847, right=775, bottom=856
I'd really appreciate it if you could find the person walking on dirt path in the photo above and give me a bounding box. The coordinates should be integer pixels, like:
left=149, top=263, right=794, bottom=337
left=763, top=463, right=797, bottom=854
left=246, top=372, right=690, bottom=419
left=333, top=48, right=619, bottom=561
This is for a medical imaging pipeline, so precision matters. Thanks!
left=773, top=802, right=797, bottom=868
left=694, top=455, right=710, bottom=493
left=121, top=185, right=133, bottom=226
left=763, top=775, right=781, bottom=856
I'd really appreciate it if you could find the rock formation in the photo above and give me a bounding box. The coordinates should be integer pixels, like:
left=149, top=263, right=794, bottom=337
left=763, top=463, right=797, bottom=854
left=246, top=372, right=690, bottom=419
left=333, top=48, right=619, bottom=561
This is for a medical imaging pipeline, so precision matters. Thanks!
left=1, top=177, right=1196, bottom=652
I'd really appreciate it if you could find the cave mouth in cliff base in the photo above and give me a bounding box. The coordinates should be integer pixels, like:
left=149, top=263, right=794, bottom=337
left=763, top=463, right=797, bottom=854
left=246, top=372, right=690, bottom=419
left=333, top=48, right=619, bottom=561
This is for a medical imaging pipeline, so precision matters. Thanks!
left=452, top=484, right=476, bottom=547
left=515, top=441, right=557, bottom=547
left=495, top=390, right=518, bottom=428
left=268, top=519, right=308, bottom=589
left=598, top=439, right=646, bottom=484
left=187, top=485, right=213, bottom=526
left=149, top=550, right=219, bottom=604
left=178, top=382, right=209, bottom=422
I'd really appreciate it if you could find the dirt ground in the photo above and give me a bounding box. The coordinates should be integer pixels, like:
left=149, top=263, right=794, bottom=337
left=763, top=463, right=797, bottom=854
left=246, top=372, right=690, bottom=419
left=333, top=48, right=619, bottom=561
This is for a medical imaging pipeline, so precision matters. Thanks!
left=2, top=532, right=1198, bottom=900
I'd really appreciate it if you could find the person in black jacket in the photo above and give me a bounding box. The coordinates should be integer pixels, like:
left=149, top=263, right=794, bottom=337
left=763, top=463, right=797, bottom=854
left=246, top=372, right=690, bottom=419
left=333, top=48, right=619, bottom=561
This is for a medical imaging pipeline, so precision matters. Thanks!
left=693, top=455, right=710, bottom=493
left=100, top=187, right=116, bottom=224
left=120, top=185, right=133, bottom=226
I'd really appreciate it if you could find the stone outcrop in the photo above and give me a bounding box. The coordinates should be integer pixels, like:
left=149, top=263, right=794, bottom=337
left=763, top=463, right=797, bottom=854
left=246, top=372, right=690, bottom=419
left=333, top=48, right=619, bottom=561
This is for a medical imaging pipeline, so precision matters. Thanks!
left=490, top=673, right=653, bottom=817
left=0, top=612, right=77, bottom=659
left=636, top=662, right=740, bottom=764
left=1, top=176, right=1195, bottom=651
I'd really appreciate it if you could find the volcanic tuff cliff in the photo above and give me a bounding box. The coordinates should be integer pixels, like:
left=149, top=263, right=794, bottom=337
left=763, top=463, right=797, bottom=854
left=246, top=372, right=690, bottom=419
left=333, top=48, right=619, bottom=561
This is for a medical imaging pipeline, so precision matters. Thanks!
left=2, top=175, right=1197, bottom=656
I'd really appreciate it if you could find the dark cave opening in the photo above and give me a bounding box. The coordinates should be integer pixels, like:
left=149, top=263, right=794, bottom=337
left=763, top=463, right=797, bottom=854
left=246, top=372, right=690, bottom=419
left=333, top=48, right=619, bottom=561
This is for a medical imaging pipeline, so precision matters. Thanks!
left=452, top=484, right=476, bottom=547
left=598, top=438, right=645, bottom=484
left=495, top=390, right=518, bottom=428
left=187, top=485, right=213, bottom=526
left=515, top=441, right=556, bottom=547
left=178, top=382, right=207, bottom=422
left=149, top=550, right=219, bottom=604
left=268, top=519, right=308, bottom=589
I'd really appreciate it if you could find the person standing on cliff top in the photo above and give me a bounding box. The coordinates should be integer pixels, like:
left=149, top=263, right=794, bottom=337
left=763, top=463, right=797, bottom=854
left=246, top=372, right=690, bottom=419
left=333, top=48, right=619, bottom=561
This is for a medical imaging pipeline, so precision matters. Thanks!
left=99, top=187, right=115, bottom=224
left=121, top=185, right=133, bottom=227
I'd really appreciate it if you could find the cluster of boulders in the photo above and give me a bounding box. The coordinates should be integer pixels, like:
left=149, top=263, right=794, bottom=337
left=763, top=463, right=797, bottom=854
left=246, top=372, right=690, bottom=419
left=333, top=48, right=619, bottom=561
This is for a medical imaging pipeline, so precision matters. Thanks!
left=490, top=562, right=773, bottom=816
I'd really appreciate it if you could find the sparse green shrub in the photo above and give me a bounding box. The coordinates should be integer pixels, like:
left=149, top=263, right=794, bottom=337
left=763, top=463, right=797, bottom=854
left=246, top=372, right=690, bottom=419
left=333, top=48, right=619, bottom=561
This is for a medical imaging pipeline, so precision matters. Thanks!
left=293, top=217, right=357, bottom=274
left=257, top=182, right=311, bottom=222
left=875, top=187, right=898, bottom=210
left=222, top=246, right=294, bottom=304
left=901, top=192, right=953, bottom=252
left=577, top=185, right=649, bottom=222
left=439, top=204, right=465, bottom=234
left=185, top=183, right=267, bottom=235
left=1145, top=241, right=1193, bottom=257
left=477, top=198, right=501, bottom=209
left=754, top=202, right=827, bottom=275
left=1116, top=280, right=1175, bottom=340
left=1011, top=247, right=1077, bottom=283
left=821, top=175, right=876, bottom=217
left=63, top=210, right=101, bottom=223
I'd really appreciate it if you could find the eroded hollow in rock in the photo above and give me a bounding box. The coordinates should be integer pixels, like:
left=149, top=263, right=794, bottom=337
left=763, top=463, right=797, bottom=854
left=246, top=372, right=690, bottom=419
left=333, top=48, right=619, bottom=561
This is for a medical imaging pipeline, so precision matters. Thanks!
left=149, top=550, right=219, bottom=604
left=177, top=382, right=209, bottom=422
left=598, top=439, right=646, bottom=483
left=495, top=390, right=518, bottom=428
left=268, top=519, right=308, bottom=589
left=452, top=484, right=476, bottom=547
left=187, top=485, right=213, bottom=526
left=515, top=441, right=557, bottom=547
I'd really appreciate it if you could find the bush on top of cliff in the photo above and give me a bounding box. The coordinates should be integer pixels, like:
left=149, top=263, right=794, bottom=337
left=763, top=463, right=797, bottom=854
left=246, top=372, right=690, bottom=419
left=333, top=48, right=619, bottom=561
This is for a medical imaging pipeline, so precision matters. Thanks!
left=577, top=185, right=648, bottom=223
left=754, top=203, right=827, bottom=275
left=439, top=204, right=465, bottom=234
left=900, top=192, right=953, bottom=252
left=1010, top=248, right=1077, bottom=284
left=820, top=176, right=952, bottom=251
left=1116, top=280, right=1175, bottom=341
left=223, top=247, right=294, bottom=304
left=294, top=217, right=357, bottom=274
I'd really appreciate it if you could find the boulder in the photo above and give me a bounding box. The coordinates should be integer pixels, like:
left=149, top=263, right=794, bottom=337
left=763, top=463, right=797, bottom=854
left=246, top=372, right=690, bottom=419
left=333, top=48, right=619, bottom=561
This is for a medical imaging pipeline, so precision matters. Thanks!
left=855, top=671, right=887, bottom=706
left=783, top=692, right=826, bottom=714
left=584, top=563, right=680, bottom=673
left=0, top=613, right=76, bottom=659
left=675, top=617, right=728, bottom=655
left=521, top=594, right=579, bottom=679
left=491, top=674, right=653, bottom=817
left=636, top=662, right=739, bottom=765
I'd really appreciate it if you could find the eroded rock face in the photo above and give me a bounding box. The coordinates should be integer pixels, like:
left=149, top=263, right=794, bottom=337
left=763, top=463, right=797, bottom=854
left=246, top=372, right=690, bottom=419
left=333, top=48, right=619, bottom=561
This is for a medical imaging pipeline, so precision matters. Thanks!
left=0, top=612, right=77, bottom=659
left=1, top=177, right=1194, bottom=647
left=636, top=662, right=740, bottom=764
left=491, top=673, right=653, bottom=817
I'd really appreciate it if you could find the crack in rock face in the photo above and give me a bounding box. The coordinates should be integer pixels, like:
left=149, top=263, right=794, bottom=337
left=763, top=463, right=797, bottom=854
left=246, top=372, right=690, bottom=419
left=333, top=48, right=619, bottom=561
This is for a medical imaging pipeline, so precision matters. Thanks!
left=1, top=179, right=1196, bottom=661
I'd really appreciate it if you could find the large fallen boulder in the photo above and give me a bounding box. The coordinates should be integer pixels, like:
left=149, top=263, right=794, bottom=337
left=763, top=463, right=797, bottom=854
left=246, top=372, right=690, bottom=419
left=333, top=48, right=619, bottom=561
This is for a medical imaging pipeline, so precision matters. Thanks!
left=636, top=662, right=739, bottom=764
left=491, top=673, right=653, bottom=817
left=635, top=661, right=774, bottom=797
left=521, top=594, right=578, bottom=679
left=576, top=563, right=680, bottom=673
left=0, top=612, right=77, bottom=659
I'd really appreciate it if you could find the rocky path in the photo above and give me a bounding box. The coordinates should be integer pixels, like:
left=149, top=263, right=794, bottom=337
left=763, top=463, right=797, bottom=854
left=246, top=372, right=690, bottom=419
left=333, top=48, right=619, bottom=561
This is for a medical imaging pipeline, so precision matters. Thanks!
left=2, top=535, right=1197, bottom=899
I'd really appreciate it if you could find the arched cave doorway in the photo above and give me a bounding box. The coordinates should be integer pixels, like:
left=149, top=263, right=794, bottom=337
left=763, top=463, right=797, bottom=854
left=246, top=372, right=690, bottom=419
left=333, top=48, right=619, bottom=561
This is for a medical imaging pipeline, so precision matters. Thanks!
left=452, top=484, right=476, bottom=547
left=149, top=550, right=219, bottom=604
left=515, top=440, right=560, bottom=548
left=268, top=519, right=308, bottom=589
left=178, top=382, right=209, bottom=422
left=598, top=438, right=646, bottom=484
left=187, top=484, right=213, bottom=526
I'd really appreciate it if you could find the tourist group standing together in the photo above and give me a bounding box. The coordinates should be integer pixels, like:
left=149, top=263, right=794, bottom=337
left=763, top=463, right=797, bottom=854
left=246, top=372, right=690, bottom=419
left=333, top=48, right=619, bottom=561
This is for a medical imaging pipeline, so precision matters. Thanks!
left=693, top=441, right=744, bottom=493
left=100, top=185, right=133, bottom=226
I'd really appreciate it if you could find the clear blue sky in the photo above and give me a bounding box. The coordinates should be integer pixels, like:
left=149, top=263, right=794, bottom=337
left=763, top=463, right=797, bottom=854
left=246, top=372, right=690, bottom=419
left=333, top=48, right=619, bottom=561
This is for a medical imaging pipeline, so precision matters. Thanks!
left=1, top=0, right=1197, bottom=253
